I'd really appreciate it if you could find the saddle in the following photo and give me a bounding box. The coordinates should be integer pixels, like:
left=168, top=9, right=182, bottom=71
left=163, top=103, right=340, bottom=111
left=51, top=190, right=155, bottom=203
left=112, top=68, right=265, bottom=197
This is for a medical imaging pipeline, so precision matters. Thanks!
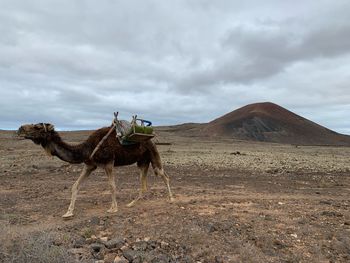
left=90, top=112, right=155, bottom=159
left=114, top=113, right=155, bottom=145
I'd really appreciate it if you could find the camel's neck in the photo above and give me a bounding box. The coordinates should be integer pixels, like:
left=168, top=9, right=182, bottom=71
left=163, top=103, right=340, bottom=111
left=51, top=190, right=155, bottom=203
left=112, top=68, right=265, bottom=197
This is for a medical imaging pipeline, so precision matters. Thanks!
left=42, top=132, right=91, bottom=164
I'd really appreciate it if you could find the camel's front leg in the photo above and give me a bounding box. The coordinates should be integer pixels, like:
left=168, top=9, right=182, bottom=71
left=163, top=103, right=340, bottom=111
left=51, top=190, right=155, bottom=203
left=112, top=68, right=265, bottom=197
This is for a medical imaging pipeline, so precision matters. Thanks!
left=62, top=164, right=96, bottom=218
left=104, top=162, right=118, bottom=213
left=127, top=164, right=149, bottom=207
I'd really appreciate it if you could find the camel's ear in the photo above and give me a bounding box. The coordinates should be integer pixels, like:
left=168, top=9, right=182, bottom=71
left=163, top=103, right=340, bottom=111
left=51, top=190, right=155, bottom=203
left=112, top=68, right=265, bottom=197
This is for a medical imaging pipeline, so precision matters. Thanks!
left=45, top=123, right=55, bottom=131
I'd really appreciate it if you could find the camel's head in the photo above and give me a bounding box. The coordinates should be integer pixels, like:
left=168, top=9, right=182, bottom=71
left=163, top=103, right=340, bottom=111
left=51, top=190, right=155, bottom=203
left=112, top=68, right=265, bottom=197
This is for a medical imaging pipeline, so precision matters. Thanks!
left=17, top=123, right=55, bottom=144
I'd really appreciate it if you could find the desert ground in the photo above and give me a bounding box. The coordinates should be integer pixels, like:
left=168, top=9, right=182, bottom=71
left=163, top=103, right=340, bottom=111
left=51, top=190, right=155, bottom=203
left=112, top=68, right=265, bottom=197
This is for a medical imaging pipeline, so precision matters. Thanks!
left=1, top=127, right=350, bottom=263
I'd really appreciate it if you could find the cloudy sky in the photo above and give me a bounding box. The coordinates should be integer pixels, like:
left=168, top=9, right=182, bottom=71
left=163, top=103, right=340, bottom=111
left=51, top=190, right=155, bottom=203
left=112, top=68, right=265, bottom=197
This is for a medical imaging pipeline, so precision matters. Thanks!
left=0, top=0, right=349, bottom=133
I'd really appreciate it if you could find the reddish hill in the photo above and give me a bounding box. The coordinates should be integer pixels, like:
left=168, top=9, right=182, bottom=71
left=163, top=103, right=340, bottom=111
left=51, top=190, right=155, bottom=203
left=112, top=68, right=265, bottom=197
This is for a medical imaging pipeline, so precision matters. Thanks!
left=200, top=102, right=350, bottom=145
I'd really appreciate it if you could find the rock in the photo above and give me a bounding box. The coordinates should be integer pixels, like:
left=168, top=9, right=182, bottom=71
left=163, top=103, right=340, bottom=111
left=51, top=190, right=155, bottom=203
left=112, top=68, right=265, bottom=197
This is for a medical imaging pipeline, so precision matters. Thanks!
left=273, top=239, right=287, bottom=249
left=215, top=255, right=228, bottom=263
left=105, top=238, right=125, bottom=249
left=100, top=237, right=108, bottom=242
left=319, top=200, right=332, bottom=205
left=150, top=254, right=172, bottom=263
left=68, top=247, right=86, bottom=257
left=104, top=253, right=117, bottom=263
left=207, top=222, right=218, bottom=233
left=321, top=211, right=343, bottom=217
left=122, top=249, right=139, bottom=262
left=160, top=241, right=169, bottom=248
left=90, top=216, right=100, bottom=225
left=91, top=243, right=106, bottom=260
left=133, top=240, right=148, bottom=251
left=264, top=215, right=273, bottom=221
left=113, top=256, right=128, bottom=263
left=152, top=254, right=172, bottom=263
left=91, top=243, right=105, bottom=251
left=147, top=240, right=158, bottom=249
left=73, top=237, right=86, bottom=248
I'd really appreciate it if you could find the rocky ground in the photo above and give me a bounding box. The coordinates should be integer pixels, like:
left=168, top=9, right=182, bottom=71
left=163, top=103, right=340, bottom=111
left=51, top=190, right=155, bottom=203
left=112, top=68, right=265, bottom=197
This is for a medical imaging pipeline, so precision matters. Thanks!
left=0, top=128, right=350, bottom=262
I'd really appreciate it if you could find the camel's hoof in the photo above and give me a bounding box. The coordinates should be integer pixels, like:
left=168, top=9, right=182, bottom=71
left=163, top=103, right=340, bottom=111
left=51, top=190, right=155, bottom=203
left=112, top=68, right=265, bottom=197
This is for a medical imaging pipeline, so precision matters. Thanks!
left=107, top=207, right=118, bottom=213
left=169, top=197, right=175, bottom=203
left=62, top=212, right=74, bottom=219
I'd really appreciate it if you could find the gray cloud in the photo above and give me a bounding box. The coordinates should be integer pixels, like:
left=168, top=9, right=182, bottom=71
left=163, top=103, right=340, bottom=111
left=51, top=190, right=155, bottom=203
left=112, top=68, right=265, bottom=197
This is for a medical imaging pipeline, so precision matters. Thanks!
left=0, top=0, right=349, bottom=134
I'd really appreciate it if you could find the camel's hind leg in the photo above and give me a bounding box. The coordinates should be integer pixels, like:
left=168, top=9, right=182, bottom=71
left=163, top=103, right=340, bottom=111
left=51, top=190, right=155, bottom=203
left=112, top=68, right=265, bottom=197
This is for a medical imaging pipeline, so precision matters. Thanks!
left=126, top=163, right=149, bottom=207
left=104, top=162, right=118, bottom=213
left=154, top=167, right=174, bottom=202
left=62, top=164, right=96, bottom=218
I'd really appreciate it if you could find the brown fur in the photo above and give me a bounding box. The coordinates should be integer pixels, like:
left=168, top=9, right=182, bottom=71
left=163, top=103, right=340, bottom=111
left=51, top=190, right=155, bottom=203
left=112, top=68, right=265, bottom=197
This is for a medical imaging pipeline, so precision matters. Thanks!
left=17, top=124, right=162, bottom=169
left=17, top=123, right=173, bottom=218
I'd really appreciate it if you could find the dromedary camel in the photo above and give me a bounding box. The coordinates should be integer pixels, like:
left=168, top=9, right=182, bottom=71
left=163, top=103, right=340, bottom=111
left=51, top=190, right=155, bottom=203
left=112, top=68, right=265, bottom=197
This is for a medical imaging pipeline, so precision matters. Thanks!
left=17, top=122, right=174, bottom=218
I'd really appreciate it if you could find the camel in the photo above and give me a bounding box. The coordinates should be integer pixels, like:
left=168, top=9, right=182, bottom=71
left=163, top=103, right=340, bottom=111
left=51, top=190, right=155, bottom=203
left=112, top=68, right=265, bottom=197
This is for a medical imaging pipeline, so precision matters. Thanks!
left=17, top=122, right=174, bottom=218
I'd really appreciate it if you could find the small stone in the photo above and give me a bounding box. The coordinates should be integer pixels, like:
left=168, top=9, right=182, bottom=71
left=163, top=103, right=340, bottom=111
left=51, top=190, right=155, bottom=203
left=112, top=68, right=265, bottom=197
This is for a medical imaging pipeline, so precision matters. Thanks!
left=91, top=243, right=105, bottom=251
left=105, top=238, right=125, bottom=249
left=133, top=241, right=148, bottom=251
left=90, top=217, right=100, bottom=225
left=144, top=237, right=151, bottom=242
left=122, top=249, right=138, bottom=261
left=73, top=237, right=86, bottom=248
left=151, top=254, right=172, bottom=263
left=160, top=241, right=169, bottom=248
left=120, top=245, right=129, bottom=251
left=215, top=255, right=228, bottom=263
left=147, top=240, right=158, bottom=249
left=104, top=253, right=117, bottom=263
left=319, top=200, right=332, bottom=205
left=207, top=222, right=218, bottom=233
left=114, top=256, right=128, bottom=263
left=321, top=211, right=343, bottom=217
left=91, top=243, right=106, bottom=260
left=100, top=237, right=108, bottom=242
left=290, top=234, right=298, bottom=238
left=273, top=239, right=286, bottom=249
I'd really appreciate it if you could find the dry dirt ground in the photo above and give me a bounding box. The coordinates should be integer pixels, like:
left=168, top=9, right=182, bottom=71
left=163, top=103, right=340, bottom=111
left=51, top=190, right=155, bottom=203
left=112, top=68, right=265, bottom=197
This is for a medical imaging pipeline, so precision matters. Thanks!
left=1, top=127, right=350, bottom=263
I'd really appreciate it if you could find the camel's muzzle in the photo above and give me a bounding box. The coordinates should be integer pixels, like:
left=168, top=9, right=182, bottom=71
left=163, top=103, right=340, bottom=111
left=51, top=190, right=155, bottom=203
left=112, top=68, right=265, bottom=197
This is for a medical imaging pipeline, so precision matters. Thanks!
left=16, top=126, right=33, bottom=139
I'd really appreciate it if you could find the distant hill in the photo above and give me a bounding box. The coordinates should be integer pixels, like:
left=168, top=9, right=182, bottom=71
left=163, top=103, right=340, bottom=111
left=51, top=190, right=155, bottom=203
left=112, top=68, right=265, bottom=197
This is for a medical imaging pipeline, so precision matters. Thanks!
left=182, top=102, right=350, bottom=146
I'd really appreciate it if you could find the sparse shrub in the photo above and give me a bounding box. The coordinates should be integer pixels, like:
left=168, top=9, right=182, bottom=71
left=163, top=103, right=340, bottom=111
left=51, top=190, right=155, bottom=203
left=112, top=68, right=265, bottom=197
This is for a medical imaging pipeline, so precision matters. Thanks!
left=81, top=227, right=95, bottom=239
left=0, top=230, right=74, bottom=263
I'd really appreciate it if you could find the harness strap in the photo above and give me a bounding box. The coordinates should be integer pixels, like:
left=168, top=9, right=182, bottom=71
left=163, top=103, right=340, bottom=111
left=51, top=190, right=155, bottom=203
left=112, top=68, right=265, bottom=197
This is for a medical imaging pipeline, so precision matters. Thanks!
left=89, top=123, right=116, bottom=160
left=89, top=112, right=119, bottom=160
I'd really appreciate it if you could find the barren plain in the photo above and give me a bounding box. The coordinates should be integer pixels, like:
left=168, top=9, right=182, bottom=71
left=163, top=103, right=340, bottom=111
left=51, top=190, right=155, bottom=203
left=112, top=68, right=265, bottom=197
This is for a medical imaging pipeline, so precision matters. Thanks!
left=1, top=127, right=350, bottom=262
